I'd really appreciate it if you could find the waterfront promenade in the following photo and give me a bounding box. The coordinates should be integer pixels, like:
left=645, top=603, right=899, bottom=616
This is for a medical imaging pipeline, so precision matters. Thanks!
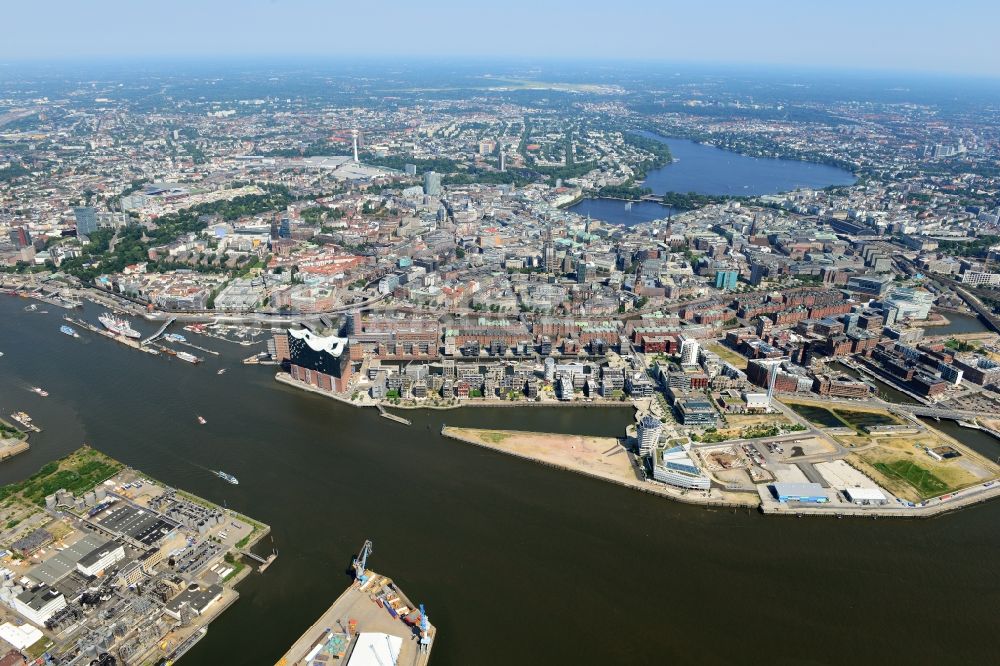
left=441, top=426, right=759, bottom=509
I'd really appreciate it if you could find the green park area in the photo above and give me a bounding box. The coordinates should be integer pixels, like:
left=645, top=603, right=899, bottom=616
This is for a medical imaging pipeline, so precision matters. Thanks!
left=785, top=400, right=899, bottom=432
left=0, top=446, right=122, bottom=506
left=872, top=460, right=949, bottom=498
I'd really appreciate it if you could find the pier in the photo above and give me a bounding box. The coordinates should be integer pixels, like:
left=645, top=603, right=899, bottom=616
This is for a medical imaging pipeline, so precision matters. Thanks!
left=239, top=549, right=279, bottom=572
left=276, top=570, right=434, bottom=666
left=141, top=316, right=176, bottom=345
left=64, top=315, right=161, bottom=356
left=377, top=404, right=412, bottom=426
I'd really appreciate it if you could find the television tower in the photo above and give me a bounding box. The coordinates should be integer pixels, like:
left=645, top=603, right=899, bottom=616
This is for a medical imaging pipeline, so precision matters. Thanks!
left=351, top=129, right=359, bottom=164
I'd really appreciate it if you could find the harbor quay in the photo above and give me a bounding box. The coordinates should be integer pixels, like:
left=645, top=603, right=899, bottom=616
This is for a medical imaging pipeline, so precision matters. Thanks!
left=276, top=570, right=434, bottom=666
left=0, top=416, right=30, bottom=463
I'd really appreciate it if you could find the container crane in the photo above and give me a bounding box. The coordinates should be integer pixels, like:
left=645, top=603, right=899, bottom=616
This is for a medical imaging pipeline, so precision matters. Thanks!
left=352, top=539, right=373, bottom=584
left=419, top=603, right=432, bottom=650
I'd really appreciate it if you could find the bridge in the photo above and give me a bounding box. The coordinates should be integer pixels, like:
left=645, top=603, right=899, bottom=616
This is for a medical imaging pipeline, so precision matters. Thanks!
left=238, top=548, right=278, bottom=572
left=889, top=404, right=987, bottom=420
left=141, top=317, right=176, bottom=345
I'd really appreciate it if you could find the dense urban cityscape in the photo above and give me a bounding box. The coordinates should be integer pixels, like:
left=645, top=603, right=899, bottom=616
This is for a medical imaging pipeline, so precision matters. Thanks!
left=1, top=2, right=1000, bottom=665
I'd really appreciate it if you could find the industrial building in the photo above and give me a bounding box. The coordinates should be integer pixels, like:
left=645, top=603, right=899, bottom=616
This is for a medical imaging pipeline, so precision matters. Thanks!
left=12, top=585, right=66, bottom=626
left=843, top=487, right=889, bottom=506
left=770, top=482, right=829, bottom=503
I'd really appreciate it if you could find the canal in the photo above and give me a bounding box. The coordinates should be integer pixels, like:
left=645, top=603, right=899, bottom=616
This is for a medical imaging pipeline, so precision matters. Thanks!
left=1, top=296, right=998, bottom=665
left=827, top=360, right=921, bottom=405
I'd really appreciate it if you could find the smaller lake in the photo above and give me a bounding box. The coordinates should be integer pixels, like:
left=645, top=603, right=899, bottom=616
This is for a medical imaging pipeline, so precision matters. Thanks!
left=566, top=198, right=675, bottom=227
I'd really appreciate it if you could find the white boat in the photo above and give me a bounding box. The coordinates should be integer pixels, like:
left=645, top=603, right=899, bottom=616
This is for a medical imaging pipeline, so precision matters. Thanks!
left=98, top=312, right=141, bottom=339
left=197, top=416, right=207, bottom=425
left=217, top=368, right=226, bottom=375
left=176, top=351, right=201, bottom=364
left=213, top=470, right=238, bottom=485
left=31, top=387, right=49, bottom=397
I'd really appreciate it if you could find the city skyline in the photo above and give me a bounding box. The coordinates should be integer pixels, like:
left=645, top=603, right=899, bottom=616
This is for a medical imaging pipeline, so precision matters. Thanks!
left=3, top=0, right=1000, bottom=77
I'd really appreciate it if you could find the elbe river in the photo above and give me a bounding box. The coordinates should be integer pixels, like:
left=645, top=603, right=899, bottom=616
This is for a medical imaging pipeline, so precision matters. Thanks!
left=0, top=297, right=997, bottom=665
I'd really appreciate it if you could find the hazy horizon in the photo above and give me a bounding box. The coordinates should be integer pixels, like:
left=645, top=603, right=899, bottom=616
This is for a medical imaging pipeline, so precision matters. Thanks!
left=4, top=0, right=999, bottom=78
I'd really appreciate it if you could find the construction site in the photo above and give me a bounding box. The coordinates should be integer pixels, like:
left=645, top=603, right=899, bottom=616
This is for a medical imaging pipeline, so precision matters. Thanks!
left=276, top=540, right=434, bottom=666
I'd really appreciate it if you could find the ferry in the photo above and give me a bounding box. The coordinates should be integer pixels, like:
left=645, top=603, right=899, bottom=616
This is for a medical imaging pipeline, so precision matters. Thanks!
left=30, top=387, right=49, bottom=397
left=60, top=325, right=80, bottom=338
left=176, top=351, right=201, bottom=364
left=98, top=312, right=141, bottom=339
left=213, top=470, right=239, bottom=485
left=197, top=416, right=207, bottom=425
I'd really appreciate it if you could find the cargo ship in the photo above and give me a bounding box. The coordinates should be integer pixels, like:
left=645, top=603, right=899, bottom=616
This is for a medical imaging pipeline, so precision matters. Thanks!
left=213, top=470, right=239, bottom=485
left=60, top=325, right=80, bottom=338
left=98, top=312, right=141, bottom=339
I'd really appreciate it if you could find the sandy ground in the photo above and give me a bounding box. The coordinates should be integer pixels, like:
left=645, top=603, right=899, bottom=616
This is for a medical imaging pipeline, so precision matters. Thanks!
left=443, top=427, right=760, bottom=506
left=446, top=428, right=637, bottom=484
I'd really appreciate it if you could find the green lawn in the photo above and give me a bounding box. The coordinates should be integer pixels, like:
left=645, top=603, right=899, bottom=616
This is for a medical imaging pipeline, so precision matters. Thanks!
left=833, top=409, right=899, bottom=430
left=0, top=447, right=122, bottom=506
left=788, top=403, right=844, bottom=428
left=873, top=460, right=949, bottom=498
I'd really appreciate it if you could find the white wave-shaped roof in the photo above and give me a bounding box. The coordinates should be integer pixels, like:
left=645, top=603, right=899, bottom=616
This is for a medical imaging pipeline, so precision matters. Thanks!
left=289, top=327, right=348, bottom=357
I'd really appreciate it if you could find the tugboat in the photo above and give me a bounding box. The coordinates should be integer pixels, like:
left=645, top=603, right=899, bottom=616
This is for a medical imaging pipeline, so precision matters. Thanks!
left=30, top=387, right=48, bottom=397
left=212, top=470, right=238, bottom=485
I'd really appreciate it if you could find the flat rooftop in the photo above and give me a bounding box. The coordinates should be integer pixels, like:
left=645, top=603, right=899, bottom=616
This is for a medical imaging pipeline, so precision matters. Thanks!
left=28, top=533, right=108, bottom=586
left=97, top=503, right=178, bottom=546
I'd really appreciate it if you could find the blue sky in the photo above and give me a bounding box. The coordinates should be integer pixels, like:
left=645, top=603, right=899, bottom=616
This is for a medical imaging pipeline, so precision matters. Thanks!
left=3, top=0, right=998, bottom=76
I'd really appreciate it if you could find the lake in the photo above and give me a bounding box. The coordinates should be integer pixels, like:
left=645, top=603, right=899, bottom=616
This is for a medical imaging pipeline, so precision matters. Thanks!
left=638, top=132, right=857, bottom=196
left=568, top=131, right=856, bottom=225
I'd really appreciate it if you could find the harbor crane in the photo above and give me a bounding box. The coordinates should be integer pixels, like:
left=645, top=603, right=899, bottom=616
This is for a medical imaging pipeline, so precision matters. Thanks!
left=352, top=539, right=373, bottom=584
left=419, top=603, right=432, bottom=650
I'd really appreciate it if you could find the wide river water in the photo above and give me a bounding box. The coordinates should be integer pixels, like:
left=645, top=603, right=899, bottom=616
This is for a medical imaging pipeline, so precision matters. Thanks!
left=568, top=132, right=856, bottom=226
left=1, top=297, right=998, bottom=665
